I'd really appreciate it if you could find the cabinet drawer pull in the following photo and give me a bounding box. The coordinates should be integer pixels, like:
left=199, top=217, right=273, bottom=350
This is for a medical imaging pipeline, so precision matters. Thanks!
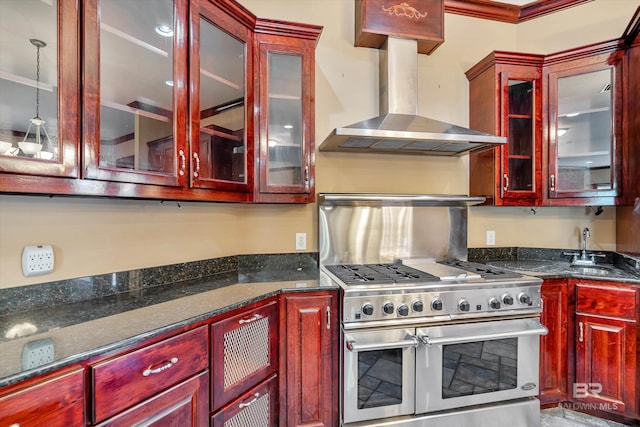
left=239, top=392, right=260, bottom=409
left=178, top=150, right=186, bottom=176
left=578, top=322, right=584, bottom=342
left=193, top=152, right=200, bottom=178
left=142, top=357, right=179, bottom=376
left=239, top=314, right=262, bottom=324
left=503, top=174, right=509, bottom=192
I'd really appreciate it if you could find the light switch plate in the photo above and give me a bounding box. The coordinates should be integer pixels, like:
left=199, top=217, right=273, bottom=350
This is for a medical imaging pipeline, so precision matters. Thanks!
left=486, top=230, right=496, bottom=246
left=295, top=233, right=307, bottom=250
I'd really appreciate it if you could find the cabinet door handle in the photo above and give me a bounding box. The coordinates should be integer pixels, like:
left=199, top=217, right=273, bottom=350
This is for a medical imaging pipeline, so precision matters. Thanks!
left=178, top=150, right=186, bottom=176
left=304, top=165, right=310, bottom=186
left=550, top=174, right=555, bottom=192
left=578, top=321, right=584, bottom=342
left=142, top=357, right=179, bottom=376
left=239, top=392, right=260, bottom=409
left=239, top=314, right=262, bottom=324
left=503, top=174, right=509, bottom=192
left=326, top=306, right=331, bottom=329
left=192, top=152, right=200, bottom=178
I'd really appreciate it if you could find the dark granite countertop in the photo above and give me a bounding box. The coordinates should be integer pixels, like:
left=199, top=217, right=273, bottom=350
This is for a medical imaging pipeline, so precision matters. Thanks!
left=469, top=247, right=640, bottom=284
left=0, top=253, right=332, bottom=388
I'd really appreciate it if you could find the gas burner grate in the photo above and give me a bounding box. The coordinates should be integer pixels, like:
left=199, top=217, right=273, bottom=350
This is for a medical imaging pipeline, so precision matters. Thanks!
left=439, top=260, right=522, bottom=279
left=325, top=263, right=440, bottom=285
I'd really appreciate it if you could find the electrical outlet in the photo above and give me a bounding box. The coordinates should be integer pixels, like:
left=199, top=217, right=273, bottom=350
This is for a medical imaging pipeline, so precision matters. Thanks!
left=295, top=233, right=307, bottom=250
left=22, top=245, right=54, bottom=277
left=22, top=338, right=55, bottom=370
left=486, top=230, right=496, bottom=246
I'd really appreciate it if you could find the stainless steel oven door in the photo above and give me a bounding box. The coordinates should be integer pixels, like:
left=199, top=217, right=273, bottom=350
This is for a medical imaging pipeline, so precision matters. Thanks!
left=415, top=318, right=547, bottom=414
left=342, top=328, right=418, bottom=424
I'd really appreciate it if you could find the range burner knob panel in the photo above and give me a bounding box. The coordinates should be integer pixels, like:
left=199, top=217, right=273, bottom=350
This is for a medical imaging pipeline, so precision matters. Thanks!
left=362, top=303, right=374, bottom=316
left=502, top=294, right=514, bottom=305
left=397, top=304, right=409, bottom=317
left=519, top=293, right=532, bottom=305
left=412, top=300, right=424, bottom=312
left=489, top=298, right=501, bottom=310
left=382, top=302, right=395, bottom=315
left=431, top=299, right=443, bottom=311
left=458, top=300, right=470, bottom=312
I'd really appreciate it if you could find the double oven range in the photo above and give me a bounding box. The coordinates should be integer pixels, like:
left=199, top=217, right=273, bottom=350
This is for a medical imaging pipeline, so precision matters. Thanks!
left=318, top=194, right=547, bottom=427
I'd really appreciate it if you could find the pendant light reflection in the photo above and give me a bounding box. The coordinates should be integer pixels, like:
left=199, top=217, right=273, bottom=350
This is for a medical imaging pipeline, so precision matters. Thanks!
left=20, top=39, right=56, bottom=160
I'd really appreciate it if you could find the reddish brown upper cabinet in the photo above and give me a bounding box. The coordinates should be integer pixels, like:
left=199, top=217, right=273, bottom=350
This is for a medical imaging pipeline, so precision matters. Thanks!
left=543, top=40, right=624, bottom=206
left=539, top=278, right=569, bottom=406
left=467, top=52, right=544, bottom=206
left=253, top=20, right=322, bottom=203
left=0, top=0, right=80, bottom=188
left=574, top=281, right=639, bottom=421
left=282, top=291, right=339, bottom=427
left=0, top=367, right=85, bottom=426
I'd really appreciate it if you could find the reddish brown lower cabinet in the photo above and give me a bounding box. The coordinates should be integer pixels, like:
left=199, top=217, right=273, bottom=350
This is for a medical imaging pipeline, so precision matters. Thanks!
left=0, top=367, right=85, bottom=426
left=574, top=281, right=639, bottom=420
left=539, top=278, right=569, bottom=405
left=211, top=299, right=279, bottom=412
left=282, top=291, right=339, bottom=427
left=95, top=371, right=209, bottom=427
left=212, top=374, right=278, bottom=426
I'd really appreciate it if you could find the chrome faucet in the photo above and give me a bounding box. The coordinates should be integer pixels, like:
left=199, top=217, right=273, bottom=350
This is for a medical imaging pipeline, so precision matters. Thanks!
left=581, top=227, right=590, bottom=260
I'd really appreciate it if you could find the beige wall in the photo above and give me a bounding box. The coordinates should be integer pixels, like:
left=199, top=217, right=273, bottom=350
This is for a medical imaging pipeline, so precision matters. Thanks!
left=0, top=0, right=636, bottom=288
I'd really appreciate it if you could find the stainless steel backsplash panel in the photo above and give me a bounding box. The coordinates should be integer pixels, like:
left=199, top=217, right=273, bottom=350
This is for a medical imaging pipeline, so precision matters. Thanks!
left=318, top=194, right=484, bottom=266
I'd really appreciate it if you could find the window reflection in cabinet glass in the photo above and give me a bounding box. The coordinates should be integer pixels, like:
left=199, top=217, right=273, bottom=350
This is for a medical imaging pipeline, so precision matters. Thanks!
left=267, top=53, right=302, bottom=186
left=98, top=0, right=175, bottom=174
left=198, top=18, right=246, bottom=184
left=556, top=68, right=612, bottom=191
left=0, top=0, right=58, bottom=160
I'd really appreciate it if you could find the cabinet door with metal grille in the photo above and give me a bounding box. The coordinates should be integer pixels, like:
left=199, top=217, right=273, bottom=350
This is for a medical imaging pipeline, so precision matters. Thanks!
left=212, top=374, right=278, bottom=427
left=211, top=299, right=278, bottom=411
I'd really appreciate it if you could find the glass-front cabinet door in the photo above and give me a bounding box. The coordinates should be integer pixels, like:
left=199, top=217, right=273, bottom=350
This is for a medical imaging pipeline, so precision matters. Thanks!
left=500, top=69, right=541, bottom=203
left=546, top=51, right=621, bottom=202
left=82, top=0, right=188, bottom=186
left=0, top=0, right=79, bottom=178
left=190, top=0, right=252, bottom=192
left=255, top=32, right=319, bottom=202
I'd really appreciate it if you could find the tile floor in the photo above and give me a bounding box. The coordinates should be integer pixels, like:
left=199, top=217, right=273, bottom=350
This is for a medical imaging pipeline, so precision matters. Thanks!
left=541, top=406, right=635, bottom=427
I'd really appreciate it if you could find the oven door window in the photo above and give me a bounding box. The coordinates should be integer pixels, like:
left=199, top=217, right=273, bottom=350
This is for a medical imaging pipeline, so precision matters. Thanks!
left=442, top=338, right=517, bottom=398
left=358, top=348, right=403, bottom=408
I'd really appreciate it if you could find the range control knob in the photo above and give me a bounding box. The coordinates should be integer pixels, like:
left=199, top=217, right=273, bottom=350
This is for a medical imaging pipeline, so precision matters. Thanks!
left=489, top=298, right=501, bottom=310
left=412, top=300, right=424, bottom=312
left=519, top=293, right=532, bottom=305
left=431, top=299, right=444, bottom=311
left=362, top=303, right=374, bottom=316
left=382, top=302, right=395, bottom=315
left=397, top=304, right=409, bottom=317
left=502, top=294, right=514, bottom=305
left=458, top=300, right=470, bottom=312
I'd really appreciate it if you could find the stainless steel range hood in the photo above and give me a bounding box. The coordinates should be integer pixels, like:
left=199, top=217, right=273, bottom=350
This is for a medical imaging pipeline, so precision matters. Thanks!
left=319, top=37, right=506, bottom=156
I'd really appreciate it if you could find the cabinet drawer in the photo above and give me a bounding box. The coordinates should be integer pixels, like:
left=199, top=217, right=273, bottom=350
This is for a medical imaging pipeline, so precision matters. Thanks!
left=0, top=368, right=84, bottom=427
left=211, top=300, right=278, bottom=410
left=212, top=374, right=278, bottom=427
left=576, top=283, right=637, bottom=319
left=91, top=326, right=209, bottom=423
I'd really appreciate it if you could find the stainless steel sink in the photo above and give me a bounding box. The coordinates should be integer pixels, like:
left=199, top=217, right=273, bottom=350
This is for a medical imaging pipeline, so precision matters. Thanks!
left=569, top=265, right=614, bottom=276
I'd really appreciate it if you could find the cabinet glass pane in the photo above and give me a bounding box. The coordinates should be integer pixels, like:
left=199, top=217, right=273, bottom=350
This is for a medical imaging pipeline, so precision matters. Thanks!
left=556, top=68, right=612, bottom=191
left=267, top=53, right=302, bottom=187
left=198, top=18, right=246, bottom=184
left=506, top=80, right=534, bottom=192
left=98, top=0, right=175, bottom=173
left=0, top=0, right=59, bottom=160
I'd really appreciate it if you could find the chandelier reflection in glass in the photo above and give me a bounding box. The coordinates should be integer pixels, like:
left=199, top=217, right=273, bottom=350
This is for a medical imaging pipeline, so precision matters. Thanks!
left=20, top=38, right=55, bottom=159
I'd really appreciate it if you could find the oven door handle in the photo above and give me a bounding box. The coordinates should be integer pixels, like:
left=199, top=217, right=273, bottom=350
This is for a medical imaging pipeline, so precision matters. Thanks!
left=418, top=323, right=548, bottom=347
left=345, top=335, right=419, bottom=352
